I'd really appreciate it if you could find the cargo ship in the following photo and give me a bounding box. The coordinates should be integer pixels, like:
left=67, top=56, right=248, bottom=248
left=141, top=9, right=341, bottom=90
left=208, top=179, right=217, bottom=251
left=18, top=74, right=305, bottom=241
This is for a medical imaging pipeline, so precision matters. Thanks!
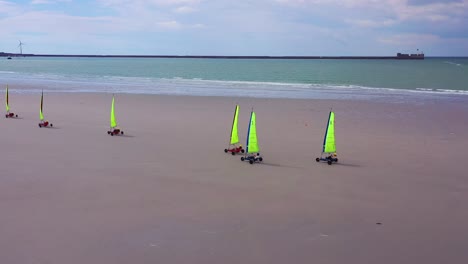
left=396, top=50, right=424, bottom=60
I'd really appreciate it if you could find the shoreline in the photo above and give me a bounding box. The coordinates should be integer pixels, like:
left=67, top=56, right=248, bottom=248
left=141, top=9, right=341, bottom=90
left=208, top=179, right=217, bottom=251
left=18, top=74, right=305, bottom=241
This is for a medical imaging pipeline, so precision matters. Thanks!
left=1, top=93, right=467, bottom=263
left=3, top=82, right=468, bottom=102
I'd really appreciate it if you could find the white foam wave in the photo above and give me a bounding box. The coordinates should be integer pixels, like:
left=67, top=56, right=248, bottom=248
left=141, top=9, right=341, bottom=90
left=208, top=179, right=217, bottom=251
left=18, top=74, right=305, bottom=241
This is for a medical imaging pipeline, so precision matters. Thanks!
left=2, top=73, right=468, bottom=99
left=416, top=88, right=433, bottom=91
left=435, top=89, right=468, bottom=94
left=444, top=61, right=463, bottom=67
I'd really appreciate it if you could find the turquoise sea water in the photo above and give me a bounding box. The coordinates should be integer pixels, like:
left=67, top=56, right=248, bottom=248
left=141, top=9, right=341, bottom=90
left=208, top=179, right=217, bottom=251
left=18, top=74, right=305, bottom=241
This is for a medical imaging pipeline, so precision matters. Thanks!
left=1, top=57, right=467, bottom=100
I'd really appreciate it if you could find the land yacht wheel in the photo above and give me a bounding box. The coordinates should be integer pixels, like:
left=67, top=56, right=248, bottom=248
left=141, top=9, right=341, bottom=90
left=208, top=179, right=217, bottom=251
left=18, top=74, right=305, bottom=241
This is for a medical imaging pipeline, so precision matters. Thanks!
left=327, top=160, right=332, bottom=165
left=241, top=157, right=245, bottom=161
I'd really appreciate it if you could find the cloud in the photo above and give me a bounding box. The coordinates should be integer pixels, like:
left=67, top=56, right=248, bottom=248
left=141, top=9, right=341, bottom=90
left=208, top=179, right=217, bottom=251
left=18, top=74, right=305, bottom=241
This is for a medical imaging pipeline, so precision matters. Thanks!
left=378, top=33, right=441, bottom=46
left=275, top=0, right=385, bottom=8
left=31, top=0, right=72, bottom=4
left=156, top=20, right=181, bottom=29
left=0, top=11, right=116, bottom=35
left=173, top=5, right=196, bottom=13
left=95, top=0, right=204, bottom=31
left=31, top=0, right=52, bottom=4
left=276, top=0, right=468, bottom=24
left=377, top=32, right=468, bottom=56
left=346, top=19, right=396, bottom=28
left=99, top=0, right=202, bottom=8
left=0, top=8, right=202, bottom=37
left=0, top=0, right=19, bottom=14
left=1, top=0, right=467, bottom=55
left=407, top=0, right=463, bottom=6
left=397, top=0, right=467, bottom=23
left=275, top=0, right=468, bottom=43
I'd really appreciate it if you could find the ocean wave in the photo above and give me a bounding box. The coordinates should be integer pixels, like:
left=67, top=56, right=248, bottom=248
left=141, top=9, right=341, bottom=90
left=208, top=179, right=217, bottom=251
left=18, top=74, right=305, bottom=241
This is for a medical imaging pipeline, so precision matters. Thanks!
left=435, top=89, right=468, bottom=94
left=2, top=73, right=467, bottom=99
left=444, top=61, right=463, bottom=67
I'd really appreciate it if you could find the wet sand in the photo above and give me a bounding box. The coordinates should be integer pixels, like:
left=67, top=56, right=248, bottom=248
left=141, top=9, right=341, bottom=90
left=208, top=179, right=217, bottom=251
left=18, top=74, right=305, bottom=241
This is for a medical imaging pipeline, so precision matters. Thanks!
left=1, top=93, right=467, bottom=264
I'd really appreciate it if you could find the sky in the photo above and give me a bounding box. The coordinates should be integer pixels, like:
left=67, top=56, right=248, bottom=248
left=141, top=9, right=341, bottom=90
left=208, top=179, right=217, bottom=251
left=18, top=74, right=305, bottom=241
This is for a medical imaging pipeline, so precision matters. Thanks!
left=0, top=0, right=467, bottom=56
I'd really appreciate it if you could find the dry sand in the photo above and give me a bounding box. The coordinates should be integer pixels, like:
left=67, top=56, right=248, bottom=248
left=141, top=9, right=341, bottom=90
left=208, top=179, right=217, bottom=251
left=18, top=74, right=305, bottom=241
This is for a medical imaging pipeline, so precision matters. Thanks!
left=1, top=93, right=467, bottom=264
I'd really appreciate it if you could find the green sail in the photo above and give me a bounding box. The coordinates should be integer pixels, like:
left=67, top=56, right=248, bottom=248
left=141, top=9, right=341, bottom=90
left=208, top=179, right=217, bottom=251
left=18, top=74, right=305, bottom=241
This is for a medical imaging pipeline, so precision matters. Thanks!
left=5, top=85, right=10, bottom=112
left=230, top=105, right=240, bottom=145
left=110, top=96, right=117, bottom=128
left=323, top=111, right=336, bottom=153
left=246, top=111, right=259, bottom=153
left=39, top=91, right=44, bottom=121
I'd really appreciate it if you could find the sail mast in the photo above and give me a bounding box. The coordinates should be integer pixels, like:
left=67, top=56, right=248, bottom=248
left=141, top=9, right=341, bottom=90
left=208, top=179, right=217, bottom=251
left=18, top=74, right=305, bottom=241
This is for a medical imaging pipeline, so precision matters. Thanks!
left=39, top=90, right=44, bottom=121
left=6, top=85, right=10, bottom=112
left=246, top=110, right=259, bottom=154
left=230, top=105, right=240, bottom=145
left=110, top=95, right=117, bottom=128
left=322, top=111, right=336, bottom=153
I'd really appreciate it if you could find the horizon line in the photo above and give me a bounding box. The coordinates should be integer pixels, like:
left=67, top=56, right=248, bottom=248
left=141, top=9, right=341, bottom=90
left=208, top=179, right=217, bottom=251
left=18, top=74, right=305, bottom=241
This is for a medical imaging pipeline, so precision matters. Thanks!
left=0, top=53, right=434, bottom=60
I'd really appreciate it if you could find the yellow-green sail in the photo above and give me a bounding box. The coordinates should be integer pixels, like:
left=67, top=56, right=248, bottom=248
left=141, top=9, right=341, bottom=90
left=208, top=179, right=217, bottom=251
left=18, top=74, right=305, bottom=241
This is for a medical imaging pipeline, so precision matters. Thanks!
left=322, top=111, right=336, bottom=153
left=246, top=111, right=259, bottom=153
left=110, top=95, right=117, bottom=128
left=5, top=85, right=10, bottom=112
left=230, top=105, right=240, bottom=145
left=39, top=91, right=44, bottom=121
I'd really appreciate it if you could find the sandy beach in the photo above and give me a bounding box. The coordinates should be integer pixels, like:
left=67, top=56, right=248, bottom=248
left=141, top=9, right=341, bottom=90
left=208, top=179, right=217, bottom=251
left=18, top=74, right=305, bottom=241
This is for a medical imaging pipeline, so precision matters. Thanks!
left=1, top=92, right=467, bottom=264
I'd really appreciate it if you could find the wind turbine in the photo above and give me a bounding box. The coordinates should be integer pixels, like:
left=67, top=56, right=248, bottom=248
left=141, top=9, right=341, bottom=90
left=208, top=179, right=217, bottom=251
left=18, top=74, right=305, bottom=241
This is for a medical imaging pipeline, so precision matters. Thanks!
left=18, top=40, right=25, bottom=55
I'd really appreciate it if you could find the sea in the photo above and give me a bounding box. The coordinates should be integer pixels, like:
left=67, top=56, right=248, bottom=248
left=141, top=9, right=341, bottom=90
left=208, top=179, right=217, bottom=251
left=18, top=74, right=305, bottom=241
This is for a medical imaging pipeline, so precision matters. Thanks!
left=1, top=57, right=467, bottom=102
